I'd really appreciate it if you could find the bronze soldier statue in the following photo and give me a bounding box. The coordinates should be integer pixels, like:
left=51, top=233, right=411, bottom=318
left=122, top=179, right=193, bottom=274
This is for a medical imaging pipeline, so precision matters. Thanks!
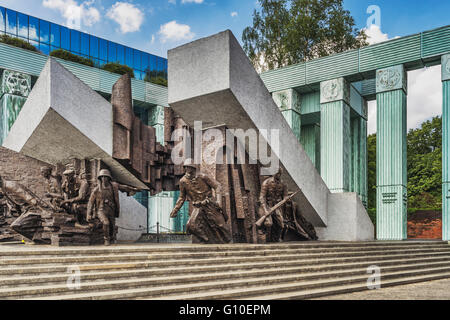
left=87, top=169, right=138, bottom=246
left=282, top=193, right=318, bottom=241
left=62, top=169, right=78, bottom=201
left=258, top=168, right=288, bottom=243
left=61, top=171, right=90, bottom=225
left=41, top=166, right=63, bottom=206
left=170, top=159, right=231, bottom=244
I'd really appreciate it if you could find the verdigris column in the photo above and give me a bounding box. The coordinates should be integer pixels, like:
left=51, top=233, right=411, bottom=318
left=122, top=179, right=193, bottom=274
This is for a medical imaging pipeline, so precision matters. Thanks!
left=320, top=78, right=351, bottom=193
left=350, top=107, right=368, bottom=207
left=148, top=105, right=166, bottom=144
left=376, top=65, right=408, bottom=240
left=273, top=89, right=301, bottom=142
left=442, top=54, right=450, bottom=241
left=300, top=124, right=321, bottom=173
left=0, top=70, right=31, bottom=145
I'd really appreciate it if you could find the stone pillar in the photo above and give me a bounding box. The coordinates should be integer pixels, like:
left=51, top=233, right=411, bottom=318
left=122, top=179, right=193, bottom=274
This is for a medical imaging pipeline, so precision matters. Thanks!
left=272, top=89, right=302, bottom=142
left=376, top=65, right=408, bottom=240
left=300, top=124, right=321, bottom=173
left=148, top=105, right=165, bottom=144
left=0, top=70, right=31, bottom=145
left=320, top=78, right=351, bottom=193
left=442, top=54, right=450, bottom=241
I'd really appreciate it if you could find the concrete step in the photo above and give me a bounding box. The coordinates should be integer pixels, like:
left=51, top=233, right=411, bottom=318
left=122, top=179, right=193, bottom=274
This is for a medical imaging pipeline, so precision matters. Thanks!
left=0, top=241, right=446, bottom=257
left=1, top=251, right=450, bottom=276
left=21, top=265, right=450, bottom=300
left=2, top=258, right=450, bottom=289
left=2, top=247, right=450, bottom=267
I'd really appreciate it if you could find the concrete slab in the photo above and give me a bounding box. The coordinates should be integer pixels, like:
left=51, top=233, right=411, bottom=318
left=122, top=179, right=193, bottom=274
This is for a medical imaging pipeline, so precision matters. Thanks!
left=168, top=30, right=329, bottom=227
left=316, top=193, right=374, bottom=241
left=2, top=58, right=147, bottom=189
left=117, top=192, right=147, bottom=242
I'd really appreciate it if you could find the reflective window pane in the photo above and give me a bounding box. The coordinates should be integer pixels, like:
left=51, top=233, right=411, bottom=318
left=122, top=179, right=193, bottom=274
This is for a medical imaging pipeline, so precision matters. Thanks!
left=0, top=7, right=5, bottom=33
left=28, top=16, right=39, bottom=41
left=29, top=40, right=39, bottom=51
left=50, top=23, right=60, bottom=47
left=60, top=26, right=70, bottom=50
left=107, top=41, right=116, bottom=63
left=142, top=53, right=150, bottom=72
left=99, top=38, right=107, bottom=61
left=89, top=36, right=98, bottom=58
left=6, top=9, right=17, bottom=35
left=17, top=12, right=28, bottom=38
left=50, top=45, right=59, bottom=53
left=125, top=47, right=133, bottom=68
left=70, top=29, right=80, bottom=53
left=40, top=43, right=50, bottom=55
left=40, top=20, right=50, bottom=44
left=133, top=50, right=141, bottom=70
left=80, top=32, right=89, bottom=56
left=117, top=44, right=125, bottom=65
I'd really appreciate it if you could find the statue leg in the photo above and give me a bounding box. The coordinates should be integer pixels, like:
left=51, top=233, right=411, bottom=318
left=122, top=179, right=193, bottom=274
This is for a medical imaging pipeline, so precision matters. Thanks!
left=97, top=210, right=111, bottom=245
left=186, top=208, right=209, bottom=243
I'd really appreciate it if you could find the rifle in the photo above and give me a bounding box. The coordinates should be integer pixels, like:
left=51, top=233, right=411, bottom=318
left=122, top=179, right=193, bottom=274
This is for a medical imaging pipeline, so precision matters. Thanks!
left=255, top=190, right=300, bottom=228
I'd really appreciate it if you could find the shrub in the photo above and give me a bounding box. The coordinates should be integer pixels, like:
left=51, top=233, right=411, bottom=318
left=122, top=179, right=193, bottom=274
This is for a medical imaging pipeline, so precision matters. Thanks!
left=144, top=69, right=168, bottom=87
left=50, top=49, right=94, bottom=67
left=146, top=76, right=168, bottom=87
left=101, top=62, right=135, bottom=78
left=0, top=34, right=38, bottom=52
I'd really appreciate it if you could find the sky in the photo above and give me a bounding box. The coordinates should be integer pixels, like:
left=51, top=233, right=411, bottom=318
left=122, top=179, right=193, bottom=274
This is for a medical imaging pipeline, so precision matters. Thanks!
left=0, top=0, right=449, bottom=134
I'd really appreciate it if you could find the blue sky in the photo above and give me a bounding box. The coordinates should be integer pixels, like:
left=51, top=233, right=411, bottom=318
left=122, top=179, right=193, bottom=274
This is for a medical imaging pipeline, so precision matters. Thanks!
left=0, top=0, right=448, bottom=133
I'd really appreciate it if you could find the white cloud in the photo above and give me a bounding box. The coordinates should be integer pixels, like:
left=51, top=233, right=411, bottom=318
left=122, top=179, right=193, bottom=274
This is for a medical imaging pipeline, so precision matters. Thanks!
left=363, top=24, right=400, bottom=45
left=106, top=2, right=144, bottom=34
left=181, top=0, right=204, bottom=3
left=42, top=0, right=100, bottom=28
left=231, top=12, right=238, bottom=17
left=158, top=21, right=195, bottom=43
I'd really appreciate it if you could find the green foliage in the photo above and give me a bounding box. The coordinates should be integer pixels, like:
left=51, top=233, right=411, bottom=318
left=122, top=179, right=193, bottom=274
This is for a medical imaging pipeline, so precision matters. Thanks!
left=367, top=116, right=443, bottom=213
left=101, top=62, right=135, bottom=78
left=242, top=0, right=368, bottom=72
left=144, top=70, right=168, bottom=87
left=50, top=49, right=94, bottom=67
left=0, top=34, right=38, bottom=52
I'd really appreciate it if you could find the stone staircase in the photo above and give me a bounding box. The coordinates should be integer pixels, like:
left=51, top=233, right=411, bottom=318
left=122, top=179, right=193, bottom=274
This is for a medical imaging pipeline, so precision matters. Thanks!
left=0, top=241, right=449, bottom=300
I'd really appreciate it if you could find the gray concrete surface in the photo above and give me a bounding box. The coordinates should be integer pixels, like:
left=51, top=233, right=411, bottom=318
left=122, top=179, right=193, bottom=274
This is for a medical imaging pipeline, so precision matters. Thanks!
left=116, top=192, right=148, bottom=242
left=313, top=278, right=450, bottom=300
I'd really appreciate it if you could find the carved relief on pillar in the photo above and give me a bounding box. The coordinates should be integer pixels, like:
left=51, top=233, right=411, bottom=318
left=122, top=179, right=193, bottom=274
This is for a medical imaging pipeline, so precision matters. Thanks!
left=0, top=70, right=32, bottom=98
left=272, top=89, right=301, bottom=112
left=376, top=65, right=407, bottom=94
left=442, top=54, right=450, bottom=82
left=320, top=78, right=350, bottom=104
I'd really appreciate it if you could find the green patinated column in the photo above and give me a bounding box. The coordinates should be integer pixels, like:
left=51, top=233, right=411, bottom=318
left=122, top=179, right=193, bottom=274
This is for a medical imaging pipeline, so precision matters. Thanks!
left=350, top=114, right=368, bottom=208
left=376, top=65, right=408, bottom=240
left=320, top=78, right=351, bottom=193
left=442, top=54, right=450, bottom=241
left=272, top=89, right=302, bottom=142
left=300, top=124, right=321, bottom=173
left=0, top=69, right=31, bottom=145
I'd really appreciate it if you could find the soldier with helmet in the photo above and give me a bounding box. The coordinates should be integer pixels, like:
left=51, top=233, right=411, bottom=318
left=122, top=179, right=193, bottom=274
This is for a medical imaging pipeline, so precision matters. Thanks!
left=170, top=159, right=231, bottom=244
left=87, top=169, right=139, bottom=246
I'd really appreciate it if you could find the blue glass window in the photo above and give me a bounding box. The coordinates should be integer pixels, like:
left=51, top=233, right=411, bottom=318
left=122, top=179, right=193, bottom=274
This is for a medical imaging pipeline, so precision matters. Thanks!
left=17, top=13, right=28, bottom=38
left=0, top=7, right=5, bottom=33
left=89, top=36, right=98, bottom=58
left=80, top=32, right=89, bottom=56
left=40, top=43, right=50, bottom=55
left=99, top=38, right=107, bottom=61
left=125, top=47, right=133, bottom=68
left=108, top=41, right=116, bottom=63
left=6, top=9, right=17, bottom=35
left=142, top=53, right=150, bottom=72
left=133, top=50, right=141, bottom=70
left=70, top=29, right=80, bottom=53
left=117, top=44, right=125, bottom=65
left=60, top=26, right=70, bottom=51
left=29, top=40, right=39, bottom=51
left=40, top=20, right=50, bottom=44
left=50, top=23, right=60, bottom=47
left=28, top=16, right=39, bottom=41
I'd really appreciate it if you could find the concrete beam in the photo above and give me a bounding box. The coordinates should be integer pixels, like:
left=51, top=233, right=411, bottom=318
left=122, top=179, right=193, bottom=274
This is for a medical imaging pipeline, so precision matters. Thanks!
left=168, top=30, right=330, bottom=227
left=3, top=58, right=148, bottom=189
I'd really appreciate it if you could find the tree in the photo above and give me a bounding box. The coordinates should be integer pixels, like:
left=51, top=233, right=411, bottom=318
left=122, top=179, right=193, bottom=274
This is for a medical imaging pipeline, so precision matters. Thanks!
left=367, top=134, right=377, bottom=209
left=242, top=0, right=368, bottom=72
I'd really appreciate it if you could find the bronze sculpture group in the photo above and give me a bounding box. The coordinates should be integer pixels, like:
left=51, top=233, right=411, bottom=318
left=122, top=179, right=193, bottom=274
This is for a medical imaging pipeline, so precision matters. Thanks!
left=171, top=161, right=318, bottom=244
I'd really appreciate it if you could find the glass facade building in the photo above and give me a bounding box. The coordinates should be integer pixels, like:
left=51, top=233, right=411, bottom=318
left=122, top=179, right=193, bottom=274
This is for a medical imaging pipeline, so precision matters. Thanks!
left=0, top=6, right=167, bottom=81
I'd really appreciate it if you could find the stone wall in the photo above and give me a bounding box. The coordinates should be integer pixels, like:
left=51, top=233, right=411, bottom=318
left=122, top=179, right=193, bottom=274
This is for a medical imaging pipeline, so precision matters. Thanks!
left=0, top=146, right=48, bottom=196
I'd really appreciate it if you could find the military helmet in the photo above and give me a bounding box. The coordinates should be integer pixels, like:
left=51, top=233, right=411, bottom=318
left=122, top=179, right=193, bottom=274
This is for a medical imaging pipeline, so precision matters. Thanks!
left=98, top=169, right=112, bottom=180
left=183, top=159, right=197, bottom=169
left=63, top=169, right=75, bottom=176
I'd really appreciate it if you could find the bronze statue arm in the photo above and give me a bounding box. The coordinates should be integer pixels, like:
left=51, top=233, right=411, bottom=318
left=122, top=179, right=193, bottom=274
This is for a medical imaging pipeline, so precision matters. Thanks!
left=117, top=184, right=140, bottom=196
left=62, top=182, right=89, bottom=204
left=86, top=190, right=97, bottom=221
left=203, top=174, right=223, bottom=207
